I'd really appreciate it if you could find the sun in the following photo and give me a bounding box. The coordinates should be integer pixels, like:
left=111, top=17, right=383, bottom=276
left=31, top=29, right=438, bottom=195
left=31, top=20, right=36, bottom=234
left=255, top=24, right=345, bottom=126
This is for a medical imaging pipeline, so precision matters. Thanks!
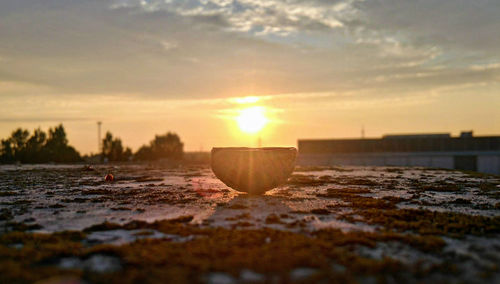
left=236, top=106, right=268, bottom=134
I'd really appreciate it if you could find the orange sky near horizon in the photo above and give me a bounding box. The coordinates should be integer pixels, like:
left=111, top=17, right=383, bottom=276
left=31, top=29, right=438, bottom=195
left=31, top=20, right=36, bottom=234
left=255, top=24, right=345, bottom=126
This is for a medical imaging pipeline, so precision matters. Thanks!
left=1, top=90, right=499, bottom=154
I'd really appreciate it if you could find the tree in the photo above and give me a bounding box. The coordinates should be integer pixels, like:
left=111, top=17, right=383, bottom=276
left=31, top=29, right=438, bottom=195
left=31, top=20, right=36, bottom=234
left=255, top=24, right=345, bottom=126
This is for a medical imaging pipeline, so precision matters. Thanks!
left=10, top=128, right=29, bottom=148
left=0, top=138, right=14, bottom=163
left=25, top=128, right=47, bottom=163
left=0, top=128, right=30, bottom=163
left=102, top=132, right=132, bottom=162
left=135, top=145, right=153, bottom=161
left=45, top=125, right=68, bottom=150
left=135, top=132, right=183, bottom=161
left=44, top=124, right=81, bottom=163
left=11, top=128, right=30, bottom=161
left=0, top=124, right=81, bottom=163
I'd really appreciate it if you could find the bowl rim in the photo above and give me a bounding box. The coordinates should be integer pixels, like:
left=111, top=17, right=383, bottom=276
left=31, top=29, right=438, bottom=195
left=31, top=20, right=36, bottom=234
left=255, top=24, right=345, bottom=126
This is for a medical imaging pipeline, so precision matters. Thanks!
left=211, top=147, right=296, bottom=153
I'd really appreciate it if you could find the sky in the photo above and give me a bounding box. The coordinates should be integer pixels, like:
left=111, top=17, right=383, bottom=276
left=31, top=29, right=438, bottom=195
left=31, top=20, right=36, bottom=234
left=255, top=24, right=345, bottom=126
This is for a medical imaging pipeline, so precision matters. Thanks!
left=1, top=0, right=499, bottom=154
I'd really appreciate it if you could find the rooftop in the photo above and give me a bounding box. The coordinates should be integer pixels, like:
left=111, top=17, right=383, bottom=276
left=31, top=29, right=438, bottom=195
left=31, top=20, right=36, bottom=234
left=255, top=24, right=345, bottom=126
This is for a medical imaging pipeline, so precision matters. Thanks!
left=0, top=164, right=499, bottom=283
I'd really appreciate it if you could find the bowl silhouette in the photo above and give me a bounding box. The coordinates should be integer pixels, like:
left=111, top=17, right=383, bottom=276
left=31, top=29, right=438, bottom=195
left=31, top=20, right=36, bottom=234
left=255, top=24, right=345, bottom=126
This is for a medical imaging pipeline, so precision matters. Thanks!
left=211, top=147, right=297, bottom=194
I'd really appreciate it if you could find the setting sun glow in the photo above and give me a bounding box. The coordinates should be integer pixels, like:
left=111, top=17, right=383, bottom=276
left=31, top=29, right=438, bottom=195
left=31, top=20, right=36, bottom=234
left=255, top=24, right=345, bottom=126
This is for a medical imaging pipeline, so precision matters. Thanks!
left=236, top=106, right=268, bottom=134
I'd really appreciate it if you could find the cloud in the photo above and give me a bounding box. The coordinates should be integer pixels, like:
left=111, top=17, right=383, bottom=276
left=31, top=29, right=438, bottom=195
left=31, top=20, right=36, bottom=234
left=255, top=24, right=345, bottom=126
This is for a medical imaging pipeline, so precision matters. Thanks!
left=0, top=0, right=498, bottom=101
left=160, top=40, right=178, bottom=51
left=0, top=80, right=54, bottom=96
left=110, top=0, right=348, bottom=35
left=351, top=0, right=500, bottom=54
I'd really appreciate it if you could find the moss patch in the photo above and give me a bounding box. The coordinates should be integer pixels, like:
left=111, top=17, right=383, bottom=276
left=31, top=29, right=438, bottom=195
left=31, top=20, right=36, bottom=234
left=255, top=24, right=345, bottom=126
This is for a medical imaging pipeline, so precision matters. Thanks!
left=0, top=221, right=452, bottom=284
left=319, top=188, right=397, bottom=209
left=349, top=209, right=500, bottom=238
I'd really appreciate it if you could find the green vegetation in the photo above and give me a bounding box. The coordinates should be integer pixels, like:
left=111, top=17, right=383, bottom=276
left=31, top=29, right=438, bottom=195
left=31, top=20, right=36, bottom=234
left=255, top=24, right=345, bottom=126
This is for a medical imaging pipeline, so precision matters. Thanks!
left=0, top=124, right=81, bottom=163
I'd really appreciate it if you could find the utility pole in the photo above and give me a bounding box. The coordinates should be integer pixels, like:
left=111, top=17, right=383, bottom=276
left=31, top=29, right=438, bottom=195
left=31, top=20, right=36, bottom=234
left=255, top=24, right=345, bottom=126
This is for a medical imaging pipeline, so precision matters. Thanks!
left=258, top=136, right=262, bottom=148
left=361, top=125, right=365, bottom=139
left=97, top=121, right=102, bottom=154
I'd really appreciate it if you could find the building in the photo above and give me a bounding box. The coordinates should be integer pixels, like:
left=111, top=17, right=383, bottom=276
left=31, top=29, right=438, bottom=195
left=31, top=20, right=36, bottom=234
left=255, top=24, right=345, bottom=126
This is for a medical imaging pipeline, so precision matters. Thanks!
left=297, top=132, right=500, bottom=174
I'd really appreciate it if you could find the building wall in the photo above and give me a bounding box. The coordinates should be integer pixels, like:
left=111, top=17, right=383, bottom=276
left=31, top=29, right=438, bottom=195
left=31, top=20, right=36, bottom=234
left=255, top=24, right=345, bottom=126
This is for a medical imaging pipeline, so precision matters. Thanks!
left=430, top=156, right=454, bottom=169
left=478, top=156, right=500, bottom=174
left=298, top=137, right=500, bottom=154
left=297, top=152, right=500, bottom=174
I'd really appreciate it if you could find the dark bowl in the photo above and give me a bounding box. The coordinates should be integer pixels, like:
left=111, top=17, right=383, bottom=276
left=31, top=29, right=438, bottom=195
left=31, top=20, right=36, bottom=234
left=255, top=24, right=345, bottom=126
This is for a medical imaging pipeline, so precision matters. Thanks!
left=211, top=147, right=297, bottom=194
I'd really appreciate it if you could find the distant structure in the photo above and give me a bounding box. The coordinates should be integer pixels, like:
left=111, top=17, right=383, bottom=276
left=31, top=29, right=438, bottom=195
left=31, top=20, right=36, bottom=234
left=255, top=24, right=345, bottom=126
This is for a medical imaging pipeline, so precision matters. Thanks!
left=297, top=131, right=500, bottom=174
left=97, top=121, right=102, bottom=153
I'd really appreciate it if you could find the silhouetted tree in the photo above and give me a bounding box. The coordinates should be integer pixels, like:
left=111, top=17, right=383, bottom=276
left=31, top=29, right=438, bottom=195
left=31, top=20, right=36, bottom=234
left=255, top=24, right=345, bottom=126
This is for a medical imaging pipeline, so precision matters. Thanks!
left=135, top=145, right=153, bottom=161
left=102, top=132, right=132, bottom=162
left=0, top=128, right=30, bottom=163
left=44, top=124, right=81, bottom=163
left=123, top=147, right=132, bottom=160
left=0, top=124, right=81, bottom=163
left=25, top=128, right=47, bottom=163
left=11, top=128, right=30, bottom=161
left=0, top=138, right=14, bottom=163
left=135, top=132, right=183, bottom=161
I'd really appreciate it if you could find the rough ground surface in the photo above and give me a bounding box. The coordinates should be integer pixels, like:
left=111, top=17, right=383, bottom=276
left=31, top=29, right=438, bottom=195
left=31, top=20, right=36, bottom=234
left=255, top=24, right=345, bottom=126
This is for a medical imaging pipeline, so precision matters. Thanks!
left=0, top=164, right=499, bottom=283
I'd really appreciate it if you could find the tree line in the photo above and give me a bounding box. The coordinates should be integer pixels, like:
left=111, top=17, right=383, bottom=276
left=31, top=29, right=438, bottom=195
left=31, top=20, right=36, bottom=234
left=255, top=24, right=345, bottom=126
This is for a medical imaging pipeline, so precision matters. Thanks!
left=100, top=131, right=183, bottom=162
left=0, top=125, right=80, bottom=163
left=0, top=124, right=183, bottom=164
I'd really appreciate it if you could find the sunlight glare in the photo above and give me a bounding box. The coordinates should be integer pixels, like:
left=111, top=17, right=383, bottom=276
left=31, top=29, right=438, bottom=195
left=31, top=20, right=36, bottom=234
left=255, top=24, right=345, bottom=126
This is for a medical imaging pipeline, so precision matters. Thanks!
left=236, top=106, right=268, bottom=134
left=232, top=96, right=260, bottom=104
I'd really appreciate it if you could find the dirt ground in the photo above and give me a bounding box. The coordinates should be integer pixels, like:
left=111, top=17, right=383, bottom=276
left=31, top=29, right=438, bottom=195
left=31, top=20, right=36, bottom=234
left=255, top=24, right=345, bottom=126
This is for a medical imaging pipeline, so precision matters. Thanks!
left=0, top=164, right=499, bottom=283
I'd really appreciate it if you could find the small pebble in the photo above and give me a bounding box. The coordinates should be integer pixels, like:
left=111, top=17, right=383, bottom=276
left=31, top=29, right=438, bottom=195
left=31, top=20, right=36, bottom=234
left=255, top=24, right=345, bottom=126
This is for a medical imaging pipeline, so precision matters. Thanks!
left=105, top=174, right=114, bottom=182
